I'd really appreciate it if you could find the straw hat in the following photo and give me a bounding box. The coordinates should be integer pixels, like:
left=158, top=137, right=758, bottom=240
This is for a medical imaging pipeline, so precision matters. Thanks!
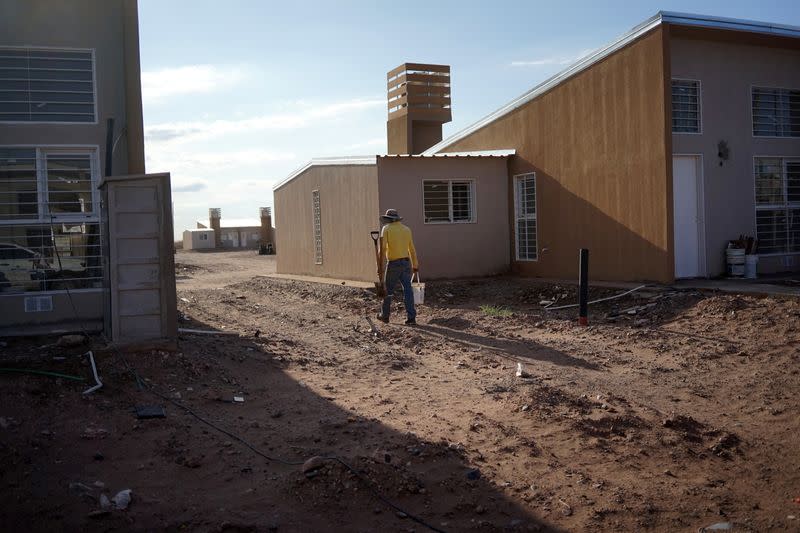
left=380, top=209, right=402, bottom=223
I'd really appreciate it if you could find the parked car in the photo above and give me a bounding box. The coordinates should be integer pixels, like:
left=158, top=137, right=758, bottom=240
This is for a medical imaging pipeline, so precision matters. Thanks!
left=0, top=243, right=52, bottom=291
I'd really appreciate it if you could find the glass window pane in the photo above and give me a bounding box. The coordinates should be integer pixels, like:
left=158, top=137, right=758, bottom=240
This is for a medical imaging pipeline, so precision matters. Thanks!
left=0, top=149, right=37, bottom=220
left=755, top=158, right=784, bottom=205
left=787, top=162, right=800, bottom=204
left=756, top=208, right=787, bottom=254
left=0, top=222, right=102, bottom=292
left=0, top=47, right=94, bottom=123
left=47, top=156, right=94, bottom=215
left=424, top=181, right=451, bottom=222
left=789, top=209, right=800, bottom=253
left=451, top=182, right=472, bottom=221
left=672, top=80, right=700, bottom=133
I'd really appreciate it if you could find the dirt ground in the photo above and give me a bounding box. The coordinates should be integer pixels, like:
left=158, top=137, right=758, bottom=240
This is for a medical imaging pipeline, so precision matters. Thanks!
left=1, top=249, right=799, bottom=532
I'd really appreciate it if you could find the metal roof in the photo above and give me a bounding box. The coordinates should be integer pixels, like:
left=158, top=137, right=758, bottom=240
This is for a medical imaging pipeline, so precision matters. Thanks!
left=194, top=219, right=263, bottom=228
left=380, top=149, right=515, bottom=158
left=423, top=11, right=800, bottom=155
left=273, top=150, right=514, bottom=191
left=272, top=156, right=377, bottom=192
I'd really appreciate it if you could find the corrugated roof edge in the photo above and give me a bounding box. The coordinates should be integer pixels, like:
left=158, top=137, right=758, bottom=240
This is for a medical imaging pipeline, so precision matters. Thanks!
left=423, top=10, right=800, bottom=155
left=380, top=149, right=515, bottom=158
left=272, top=156, right=377, bottom=192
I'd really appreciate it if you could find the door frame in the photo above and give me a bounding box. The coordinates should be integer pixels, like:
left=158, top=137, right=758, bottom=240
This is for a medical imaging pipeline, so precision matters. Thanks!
left=672, top=153, right=707, bottom=278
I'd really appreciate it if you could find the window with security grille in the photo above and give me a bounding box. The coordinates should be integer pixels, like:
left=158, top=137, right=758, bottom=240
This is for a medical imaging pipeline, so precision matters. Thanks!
left=754, top=157, right=800, bottom=254
left=0, top=48, right=96, bottom=123
left=514, top=173, right=537, bottom=261
left=752, top=87, right=800, bottom=137
left=423, top=180, right=474, bottom=223
left=672, top=79, right=701, bottom=133
left=0, top=147, right=102, bottom=293
left=312, top=190, right=322, bottom=264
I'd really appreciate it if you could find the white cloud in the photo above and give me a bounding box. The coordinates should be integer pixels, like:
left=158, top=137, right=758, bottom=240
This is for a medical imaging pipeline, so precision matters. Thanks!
left=148, top=148, right=296, bottom=172
left=511, top=48, right=595, bottom=67
left=144, top=97, right=384, bottom=144
left=141, top=64, right=247, bottom=104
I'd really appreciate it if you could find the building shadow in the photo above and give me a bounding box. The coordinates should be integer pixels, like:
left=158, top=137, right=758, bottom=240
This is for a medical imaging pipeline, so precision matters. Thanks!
left=0, top=320, right=565, bottom=532
left=413, top=323, right=600, bottom=370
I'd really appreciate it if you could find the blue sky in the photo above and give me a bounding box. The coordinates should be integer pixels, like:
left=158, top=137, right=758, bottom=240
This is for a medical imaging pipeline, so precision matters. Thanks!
left=137, top=1, right=800, bottom=237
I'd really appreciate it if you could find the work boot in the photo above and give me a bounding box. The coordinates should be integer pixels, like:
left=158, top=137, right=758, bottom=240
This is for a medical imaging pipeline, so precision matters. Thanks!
left=405, top=318, right=416, bottom=326
left=376, top=313, right=389, bottom=324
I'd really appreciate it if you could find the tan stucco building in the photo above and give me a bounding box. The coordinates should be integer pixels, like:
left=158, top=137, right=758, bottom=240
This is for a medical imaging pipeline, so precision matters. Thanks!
left=277, top=12, right=800, bottom=284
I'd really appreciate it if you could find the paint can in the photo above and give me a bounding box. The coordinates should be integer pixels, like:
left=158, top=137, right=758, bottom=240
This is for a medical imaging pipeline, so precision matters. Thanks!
left=412, top=272, right=425, bottom=305
left=726, top=247, right=745, bottom=277
left=744, top=254, right=759, bottom=279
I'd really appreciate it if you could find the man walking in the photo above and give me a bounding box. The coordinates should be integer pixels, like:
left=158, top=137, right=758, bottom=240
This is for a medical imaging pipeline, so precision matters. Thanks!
left=377, top=209, right=418, bottom=325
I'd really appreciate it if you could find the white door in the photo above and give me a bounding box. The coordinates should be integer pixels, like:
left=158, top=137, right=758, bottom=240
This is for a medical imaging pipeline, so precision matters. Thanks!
left=673, top=156, right=702, bottom=278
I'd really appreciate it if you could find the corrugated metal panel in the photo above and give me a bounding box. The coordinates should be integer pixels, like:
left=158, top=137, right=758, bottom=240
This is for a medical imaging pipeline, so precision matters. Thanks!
left=273, top=156, right=377, bottom=192
left=424, top=11, right=800, bottom=155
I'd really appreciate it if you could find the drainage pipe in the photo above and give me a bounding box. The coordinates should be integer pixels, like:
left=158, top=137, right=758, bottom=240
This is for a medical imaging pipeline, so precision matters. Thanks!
left=83, top=350, right=103, bottom=395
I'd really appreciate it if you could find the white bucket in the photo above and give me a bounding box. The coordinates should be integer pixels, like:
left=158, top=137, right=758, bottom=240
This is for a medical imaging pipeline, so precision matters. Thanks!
left=412, top=273, right=425, bottom=305
left=726, top=248, right=745, bottom=277
left=744, top=254, right=759, bottom=279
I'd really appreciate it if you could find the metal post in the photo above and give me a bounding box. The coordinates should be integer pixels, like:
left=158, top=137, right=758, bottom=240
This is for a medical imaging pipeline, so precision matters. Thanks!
left=104, top=118, right=115, bottom=177
left=578, top=248, right=589, bottom=326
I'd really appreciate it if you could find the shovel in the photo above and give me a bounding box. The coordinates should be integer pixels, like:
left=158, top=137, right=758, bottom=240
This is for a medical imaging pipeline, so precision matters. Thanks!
left=370, top=231, right=386, bottom=298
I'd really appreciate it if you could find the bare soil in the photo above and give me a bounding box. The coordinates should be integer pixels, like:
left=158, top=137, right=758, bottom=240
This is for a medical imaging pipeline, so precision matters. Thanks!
left=1, top=249, right=799, bottom=532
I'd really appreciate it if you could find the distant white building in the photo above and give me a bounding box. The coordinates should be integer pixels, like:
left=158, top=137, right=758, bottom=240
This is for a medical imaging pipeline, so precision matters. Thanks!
left=182, top=228, right=214, bottom=250
left=187, top=207, right=275, bottom=251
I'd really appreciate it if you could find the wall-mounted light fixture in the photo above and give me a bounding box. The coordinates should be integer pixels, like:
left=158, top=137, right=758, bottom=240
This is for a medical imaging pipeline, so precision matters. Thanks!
left=717, top=140, right=730, bottom=167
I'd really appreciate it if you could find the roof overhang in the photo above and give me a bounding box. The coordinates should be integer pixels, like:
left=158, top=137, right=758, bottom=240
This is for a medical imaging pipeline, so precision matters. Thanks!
left=423, top=11, right=800, bottom=155
left=379, top=149, right=515, bottom=159
left=272, top=156, right=377, bottom=192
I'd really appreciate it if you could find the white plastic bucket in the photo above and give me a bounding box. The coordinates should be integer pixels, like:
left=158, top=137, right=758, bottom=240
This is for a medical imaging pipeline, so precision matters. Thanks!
left=745, top=254, right=759, bottom=279
left=726, top=248, right=745, bottom=277
left=412, top=273, right=425, bottom=305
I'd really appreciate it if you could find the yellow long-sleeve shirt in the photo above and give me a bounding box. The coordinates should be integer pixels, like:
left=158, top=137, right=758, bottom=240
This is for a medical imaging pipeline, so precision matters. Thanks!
left=381, top=222, right=418, bottom=269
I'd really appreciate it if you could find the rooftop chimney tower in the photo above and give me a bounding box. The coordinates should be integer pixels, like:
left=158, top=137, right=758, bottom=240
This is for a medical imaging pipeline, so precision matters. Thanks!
left=259, top=207, right=274, bottom=252
left=209, top=208, right=222, bottom=248
left=386, top=63, right=451, bottom=155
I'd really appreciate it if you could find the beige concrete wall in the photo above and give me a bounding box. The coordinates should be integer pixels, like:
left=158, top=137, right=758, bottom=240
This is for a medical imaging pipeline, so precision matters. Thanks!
left=0, top=0, right=144, bottom=176
left=0, top=291, right=104, bottom=335
left=670, top=28, right=800, bottom=275
left=104, top=173, right=177, bottom=347
left=377, top=157, right=510, bottom=279
left=183, top=230, right=214, bottom=250
left=274, top=165, right=379, bottom=282
left=441, top=28, right=672, bottom=282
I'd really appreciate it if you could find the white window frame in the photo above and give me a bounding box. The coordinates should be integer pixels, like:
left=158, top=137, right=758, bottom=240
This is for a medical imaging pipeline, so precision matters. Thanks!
left=751, top=86, right=800, bottom=138
left=514, top=173, right=538, bottom=261
left=422, top=178, right=476, bottom=224
left=312, top=189, right=322, bottom=264
left=753, top=155, right=800, bottom=256
left=0, top=144, right=103, bottom=293
left=0, top=46, right=98, bottom=125
left=0, top=145, right=100, bottom=226
left=671, top=78, right=702, bottom=135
